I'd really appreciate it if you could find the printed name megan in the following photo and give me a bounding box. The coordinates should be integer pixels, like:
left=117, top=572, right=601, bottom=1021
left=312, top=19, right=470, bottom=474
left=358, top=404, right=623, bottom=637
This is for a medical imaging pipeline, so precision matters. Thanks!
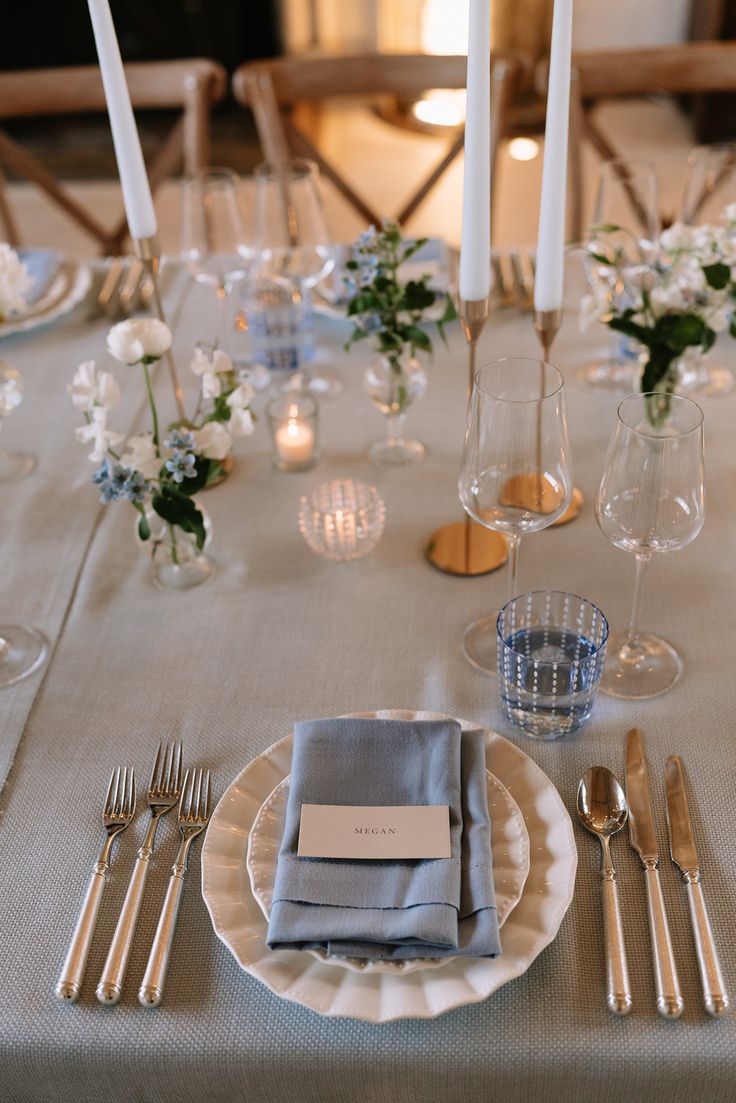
left=355, top=826, right=396, bottom=835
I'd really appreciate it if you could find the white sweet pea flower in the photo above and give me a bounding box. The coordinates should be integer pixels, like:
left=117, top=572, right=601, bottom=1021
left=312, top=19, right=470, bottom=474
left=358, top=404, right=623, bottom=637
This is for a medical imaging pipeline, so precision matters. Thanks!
left=195, top=421, right=232, bottom=460
left=0, top=243, right=32, bottom=321
left=106, top=318, right=172, bottom=365
left=122, top=433, right=161, bottom=479
left=228, top=405, right=255, bottom=437
left=660, top=223, right=698, bottom=253
left=75, top=407, right=124, bottom=463
left=68, top=360, right=121, bottom=412
left=724, top=203, right=736, bottom=225
left=189, top=346, right=233, bottom=400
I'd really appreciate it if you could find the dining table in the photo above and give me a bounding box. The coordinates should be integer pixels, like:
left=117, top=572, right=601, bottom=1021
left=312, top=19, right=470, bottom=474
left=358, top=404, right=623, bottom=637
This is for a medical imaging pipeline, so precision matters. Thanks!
left=0, top=255, right=734, bottom=1103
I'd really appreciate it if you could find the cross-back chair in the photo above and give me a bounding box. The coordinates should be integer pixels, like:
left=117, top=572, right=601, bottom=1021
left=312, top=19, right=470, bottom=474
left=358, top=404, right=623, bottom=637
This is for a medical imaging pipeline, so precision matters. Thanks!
left=0, top=59, right=228, bottom=254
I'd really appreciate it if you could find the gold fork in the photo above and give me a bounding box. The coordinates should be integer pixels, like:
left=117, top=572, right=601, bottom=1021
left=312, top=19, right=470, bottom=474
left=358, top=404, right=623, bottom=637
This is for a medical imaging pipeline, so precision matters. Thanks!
left=96, top=742, right=182, bottom=1005
left=139, top=768, right=212, bottom=1007
left=55, top=767, right=136, bottom=1002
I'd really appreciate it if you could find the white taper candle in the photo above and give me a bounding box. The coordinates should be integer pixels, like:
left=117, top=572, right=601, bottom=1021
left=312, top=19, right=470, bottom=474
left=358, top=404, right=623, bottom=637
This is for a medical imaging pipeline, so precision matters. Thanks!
left=87, top=0, right=157, bottom=240
left=459, top=0, right=491, bottom=303
left=534, top=0, right=573, bottom=312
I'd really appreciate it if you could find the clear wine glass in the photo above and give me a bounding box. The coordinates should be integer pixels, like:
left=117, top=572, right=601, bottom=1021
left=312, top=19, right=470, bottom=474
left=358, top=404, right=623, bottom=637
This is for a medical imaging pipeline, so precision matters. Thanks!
left=0, top=624, right=47, bottom=687
left=181, top=168, right=252, bottom=352
left=679, top=142, right=736, bottom=395
left=595, top=392, right=704, bottom=699
left=578, top=159, right=660, bottom=392
left=458, top=358, right=573, bottom=673
left=0, top=362, right=36, bottom=481
left=252, top=158, right=341, bottom=399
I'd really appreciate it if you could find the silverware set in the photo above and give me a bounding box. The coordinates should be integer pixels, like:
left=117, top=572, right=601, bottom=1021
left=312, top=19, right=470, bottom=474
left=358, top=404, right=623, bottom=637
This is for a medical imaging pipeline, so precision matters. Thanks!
left=55, top=742, right=212, bottom=1008
left=577, top=727, right=728, bottom=1019
left=491, top=247, right=536, bottom=312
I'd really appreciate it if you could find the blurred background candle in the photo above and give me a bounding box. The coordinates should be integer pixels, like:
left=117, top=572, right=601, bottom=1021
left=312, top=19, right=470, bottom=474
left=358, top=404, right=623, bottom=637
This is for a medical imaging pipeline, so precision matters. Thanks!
left=267, top=395, right=319, bottom=471
left=458, top=0, right=491, bottom=303
left=534, top=0, right=574, bottom=313
left=87, top=0, right=157, bottom=240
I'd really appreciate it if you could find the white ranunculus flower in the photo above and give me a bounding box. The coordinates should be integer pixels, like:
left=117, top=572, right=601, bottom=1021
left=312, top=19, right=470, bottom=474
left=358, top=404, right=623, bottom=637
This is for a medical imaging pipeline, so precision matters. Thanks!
left=0, top=243, right=32, bottom=321
left=75, top=407, right=125, bottom=463
left=106, top=318, right=172, bottom=365
left=121, top=433, right=161, bottom=479
left=68, top=360, right=121, bottom=412
left=195, top=421, right=232, bottom=460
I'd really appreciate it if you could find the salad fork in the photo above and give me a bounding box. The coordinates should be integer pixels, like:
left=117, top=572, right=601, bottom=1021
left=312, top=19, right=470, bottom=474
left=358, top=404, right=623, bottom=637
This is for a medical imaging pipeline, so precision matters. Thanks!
left=139, top=768, right=212, bottom=1007
left=55, top=766, right=136, bottom=1003
left=96, top=742, right=182, bottom=1005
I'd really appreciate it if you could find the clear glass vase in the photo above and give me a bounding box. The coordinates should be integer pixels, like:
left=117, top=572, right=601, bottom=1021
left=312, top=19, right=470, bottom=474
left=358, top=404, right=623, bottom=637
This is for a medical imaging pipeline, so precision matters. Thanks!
left=136, top=499, right=215, bottom=591
left=676, top=346, right=734, bottom=397
left=363, top=352, right=427, bottom=466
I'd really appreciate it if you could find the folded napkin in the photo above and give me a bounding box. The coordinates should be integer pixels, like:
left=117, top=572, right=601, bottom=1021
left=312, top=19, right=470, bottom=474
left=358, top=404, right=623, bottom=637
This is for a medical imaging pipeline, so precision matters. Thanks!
left=266, top=717, right=501, bottom=960
left=17, top=248, right=63, bottom=305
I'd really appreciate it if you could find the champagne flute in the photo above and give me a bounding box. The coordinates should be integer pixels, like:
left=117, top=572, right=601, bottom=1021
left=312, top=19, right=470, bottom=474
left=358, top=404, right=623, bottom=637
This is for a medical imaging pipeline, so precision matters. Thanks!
left=181, top=168, right=252, bottom=352
left=252, top=158, right=340, bottom=398
left=458, top=358, right=573, bottom=673
left=595, top=393, right=704, bottom=699
left=679, top=142, right=736, bottom=395
left=0, top=362, right=36, bottom=481
left=578, top=159, right=660, bottom=392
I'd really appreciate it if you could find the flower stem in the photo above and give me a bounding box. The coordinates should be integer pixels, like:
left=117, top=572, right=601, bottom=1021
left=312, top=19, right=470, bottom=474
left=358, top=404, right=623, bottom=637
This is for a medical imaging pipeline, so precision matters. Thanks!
left=142, top=362, right=160, bottom=451
left=168, top=523, right=179, bottom=565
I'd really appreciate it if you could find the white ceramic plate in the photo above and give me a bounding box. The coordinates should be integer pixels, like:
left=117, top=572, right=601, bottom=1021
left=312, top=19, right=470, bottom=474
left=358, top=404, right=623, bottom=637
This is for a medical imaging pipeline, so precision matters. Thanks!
left=245, top=769, right=530, bottom=976
left=201, top=710, right=577, bottom=1022
left=0, top=262, right=91, bottom=339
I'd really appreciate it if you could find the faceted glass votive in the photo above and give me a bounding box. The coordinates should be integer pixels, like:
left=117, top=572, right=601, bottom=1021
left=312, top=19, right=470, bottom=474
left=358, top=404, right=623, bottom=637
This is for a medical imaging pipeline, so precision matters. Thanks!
left=299, top=479, right=386, bottom=562
left=496, top=591, right=609, bottom=741
left=266, top=393, right=320, bottom=472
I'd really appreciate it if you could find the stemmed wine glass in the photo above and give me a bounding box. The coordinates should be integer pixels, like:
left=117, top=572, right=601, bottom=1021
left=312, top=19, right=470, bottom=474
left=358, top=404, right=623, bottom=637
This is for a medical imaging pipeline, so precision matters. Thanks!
left=251, top=158, right=340, bottom=398
left=0, top=623, right=47, bottom=688
left=595, top=393, right=704, bottom=699
left=0, top=362, right=36, bottom=481
left=578, top=159, right=660, bottom=392
left=181, top=168, right=252, bottom=352
left=458, top=358, right=573, bottom=673
left=679, top=143, right=736, bottom=395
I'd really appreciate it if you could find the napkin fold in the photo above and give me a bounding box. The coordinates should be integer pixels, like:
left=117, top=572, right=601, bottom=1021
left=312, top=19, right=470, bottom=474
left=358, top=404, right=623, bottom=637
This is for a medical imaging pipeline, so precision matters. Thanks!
left=18, top=248, right=63, bottom=305
left=266, top=717, right=501, bottom=960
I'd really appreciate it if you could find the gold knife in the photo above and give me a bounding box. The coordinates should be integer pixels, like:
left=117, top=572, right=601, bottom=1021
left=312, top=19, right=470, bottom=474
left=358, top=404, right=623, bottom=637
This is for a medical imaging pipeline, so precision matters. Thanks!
left=665, top=756, right=729, bottom=1017
left=625, top=728, right=684, bottom=1019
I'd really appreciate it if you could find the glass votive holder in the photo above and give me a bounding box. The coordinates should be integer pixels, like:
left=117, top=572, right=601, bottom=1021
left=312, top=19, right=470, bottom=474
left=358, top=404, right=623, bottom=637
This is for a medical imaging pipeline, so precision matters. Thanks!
left=299, top=479, right=386, bottom=562
left=266, top=393, right=319, bottom=472
left=497, top=591, right=609, bottom=741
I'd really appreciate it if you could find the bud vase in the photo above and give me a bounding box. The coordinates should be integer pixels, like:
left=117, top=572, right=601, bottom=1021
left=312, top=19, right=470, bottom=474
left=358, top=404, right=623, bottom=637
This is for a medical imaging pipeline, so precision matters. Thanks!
left=136, top=499, right=215, bottom=590
left=363, top=352, right=427, bottom=466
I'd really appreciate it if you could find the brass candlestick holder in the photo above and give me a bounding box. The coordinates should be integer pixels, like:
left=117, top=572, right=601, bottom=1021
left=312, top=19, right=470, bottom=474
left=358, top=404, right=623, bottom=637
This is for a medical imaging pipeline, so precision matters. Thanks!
left=133, top=235, right=186, bottom=422
left=533, top=306, right=583, bottom=525
left=424, top=295, right=508, bottom=576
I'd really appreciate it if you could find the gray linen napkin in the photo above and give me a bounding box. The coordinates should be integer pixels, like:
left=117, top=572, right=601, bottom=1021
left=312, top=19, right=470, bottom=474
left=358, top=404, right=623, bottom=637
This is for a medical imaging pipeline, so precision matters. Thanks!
left=266, top=717, right=500, bottom=959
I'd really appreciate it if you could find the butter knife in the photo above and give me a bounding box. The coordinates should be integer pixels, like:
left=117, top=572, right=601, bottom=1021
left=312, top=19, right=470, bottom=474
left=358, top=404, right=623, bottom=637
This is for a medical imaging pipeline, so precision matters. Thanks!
left=625, top=728, right=683, bottom=1019
left=665, top=756, right=729, bottom=1017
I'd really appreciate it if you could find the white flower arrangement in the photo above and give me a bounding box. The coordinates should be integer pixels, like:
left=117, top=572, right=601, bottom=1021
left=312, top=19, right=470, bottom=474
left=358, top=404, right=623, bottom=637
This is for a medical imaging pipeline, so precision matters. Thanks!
left=69, top=318, right=255, bottom=552
left=0, top=243, right=32, bottom=322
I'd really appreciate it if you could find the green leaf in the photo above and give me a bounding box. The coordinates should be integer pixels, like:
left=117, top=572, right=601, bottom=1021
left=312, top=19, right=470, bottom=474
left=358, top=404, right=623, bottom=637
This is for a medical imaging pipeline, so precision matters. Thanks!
left=400, top=324, right=432, bottom=352
left=177, top=456, right=211, bottom=497
left=590, top=222, right=622, bottom=234
left=137, top=513, right=151, bottom=542
left=703, top=262, right=731, bottom=290
left=657, top=313, right=706, bottom=351
left=439, top=296, right=458, bottom=323
left=702, top=326, right=716, bottom=353
left=588, top=251, right=614, bottom=266
left=640, top=348, right=676, bottom=394
left=152, top=487, right=207, bottom=550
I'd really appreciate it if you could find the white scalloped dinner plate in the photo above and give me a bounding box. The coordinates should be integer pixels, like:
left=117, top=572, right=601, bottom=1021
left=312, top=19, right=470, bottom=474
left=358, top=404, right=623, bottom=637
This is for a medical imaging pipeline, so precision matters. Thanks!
left=201, top=710, right=577, bottom=1022
left=245, top=769, right=530, bottom=976
left=0, top=262, right=91, bottom=339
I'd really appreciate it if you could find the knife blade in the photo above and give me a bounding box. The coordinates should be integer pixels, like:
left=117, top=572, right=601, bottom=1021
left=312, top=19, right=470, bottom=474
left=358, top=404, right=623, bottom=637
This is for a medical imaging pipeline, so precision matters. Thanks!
left=665, top=756, right=729, bottom=1016
left=625, top=728, right=683, bottom=1019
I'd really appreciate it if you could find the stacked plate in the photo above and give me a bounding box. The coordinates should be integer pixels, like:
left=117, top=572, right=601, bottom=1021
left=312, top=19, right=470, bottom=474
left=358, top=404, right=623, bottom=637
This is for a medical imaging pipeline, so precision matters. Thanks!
left=0, top=249, right=91, bottom=340
left=201, top=710, right=577, bottom=1022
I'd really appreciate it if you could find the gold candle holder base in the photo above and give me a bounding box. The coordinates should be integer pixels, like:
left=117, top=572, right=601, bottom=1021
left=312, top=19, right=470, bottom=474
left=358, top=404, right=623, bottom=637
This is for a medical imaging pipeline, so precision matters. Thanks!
left=133, top=234, right=186, bottom=422
left=533, top=306, right=584, bottom=526
left=425, top=295, right=507, bottom=577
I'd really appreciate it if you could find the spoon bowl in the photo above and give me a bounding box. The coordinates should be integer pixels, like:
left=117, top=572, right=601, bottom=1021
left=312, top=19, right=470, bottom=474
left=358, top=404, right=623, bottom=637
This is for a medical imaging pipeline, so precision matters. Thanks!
left=577, top=766, right=628, bottom=839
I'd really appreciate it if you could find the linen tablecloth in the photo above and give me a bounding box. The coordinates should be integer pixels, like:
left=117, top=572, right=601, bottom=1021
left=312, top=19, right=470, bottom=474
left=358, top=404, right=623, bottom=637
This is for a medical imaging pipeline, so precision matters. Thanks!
left=0, top=265, right=734, bottom=1103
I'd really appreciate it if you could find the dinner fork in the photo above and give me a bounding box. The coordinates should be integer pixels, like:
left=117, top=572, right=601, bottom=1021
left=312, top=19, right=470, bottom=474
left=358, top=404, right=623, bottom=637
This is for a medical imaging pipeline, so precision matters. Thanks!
left=96, top=742, right=183, bottom=1005
left=138, top=768, right=212, bottom=1007
left=55, top=767, right=136, bottom=1003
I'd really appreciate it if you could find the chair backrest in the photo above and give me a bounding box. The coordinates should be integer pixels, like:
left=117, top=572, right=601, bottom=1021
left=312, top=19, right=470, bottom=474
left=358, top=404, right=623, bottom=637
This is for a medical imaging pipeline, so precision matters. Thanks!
left=232, top=52, right=527, bottom=231
left=556, top=42, right=736, bottom=239
left=0, top=59, right=228, bottom=253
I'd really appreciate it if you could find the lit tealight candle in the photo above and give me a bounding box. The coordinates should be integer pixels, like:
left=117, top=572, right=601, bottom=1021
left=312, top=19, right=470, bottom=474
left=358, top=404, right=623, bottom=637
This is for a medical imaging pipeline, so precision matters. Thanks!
left=273, top=403, right=316, bottom=470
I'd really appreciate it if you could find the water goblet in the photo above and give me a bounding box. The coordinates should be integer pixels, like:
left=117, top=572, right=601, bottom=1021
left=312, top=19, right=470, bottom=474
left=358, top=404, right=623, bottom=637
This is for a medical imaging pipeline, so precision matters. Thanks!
left=595, top=392, right=705, bottom=699
left=458, top=358, right=573, bottom=674
left=578, top=159, right=660, bottom=393
left=0, top=362, right=36, bottom=481
left=252, top=158, right=341, bottom=398
left=181, top=168, right=252, bottom=352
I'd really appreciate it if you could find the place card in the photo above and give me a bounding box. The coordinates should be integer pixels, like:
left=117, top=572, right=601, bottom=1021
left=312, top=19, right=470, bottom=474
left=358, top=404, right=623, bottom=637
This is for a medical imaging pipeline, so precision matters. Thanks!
left=297, top=804, right=451, bottom=860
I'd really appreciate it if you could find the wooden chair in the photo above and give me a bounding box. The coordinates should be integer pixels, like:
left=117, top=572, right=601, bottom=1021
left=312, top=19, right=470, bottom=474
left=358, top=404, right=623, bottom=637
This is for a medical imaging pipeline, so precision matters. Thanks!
left=0, top=59, right=228, bottom=254
left=232, top=53, right=527, bottom=231
left=553, top=42, right=736, bottom=240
